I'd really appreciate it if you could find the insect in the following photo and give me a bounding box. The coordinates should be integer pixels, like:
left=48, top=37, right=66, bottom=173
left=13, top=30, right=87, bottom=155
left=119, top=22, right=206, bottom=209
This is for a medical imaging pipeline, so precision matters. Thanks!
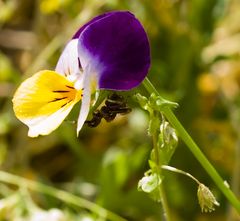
left=85, top=93, right=132, bottom=128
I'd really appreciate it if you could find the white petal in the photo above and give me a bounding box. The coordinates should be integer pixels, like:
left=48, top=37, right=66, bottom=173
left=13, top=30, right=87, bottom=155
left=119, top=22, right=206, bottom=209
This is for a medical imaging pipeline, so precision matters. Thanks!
left=77, top=65, right=93, bottom=134
left=55, top=39, right=81, bottom=82
left=24, top=103, right=75, bottom=137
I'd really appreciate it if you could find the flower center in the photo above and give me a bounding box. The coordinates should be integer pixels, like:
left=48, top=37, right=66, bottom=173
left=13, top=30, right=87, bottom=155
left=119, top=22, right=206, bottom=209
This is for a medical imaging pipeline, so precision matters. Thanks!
left=50, top=84, right=83, bottom=108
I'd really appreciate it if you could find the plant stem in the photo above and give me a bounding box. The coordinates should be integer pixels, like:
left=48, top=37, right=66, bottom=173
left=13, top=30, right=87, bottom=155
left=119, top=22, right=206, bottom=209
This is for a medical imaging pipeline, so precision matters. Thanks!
left=143, top=77, right=240, bottom=214
left=0, top=171, right=127, bottom=221
left=152, top=131, right=171, bottom=221
left=152, top=131, right=160, bottom=165
left=161, top=165, right=200, bottom=185
left=158, top=184, right=171, bottom=221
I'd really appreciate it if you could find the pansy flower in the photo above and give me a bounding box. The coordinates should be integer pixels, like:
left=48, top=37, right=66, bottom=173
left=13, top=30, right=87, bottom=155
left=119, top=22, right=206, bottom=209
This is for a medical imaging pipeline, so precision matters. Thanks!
left=12, top=11, right=150, bottom=137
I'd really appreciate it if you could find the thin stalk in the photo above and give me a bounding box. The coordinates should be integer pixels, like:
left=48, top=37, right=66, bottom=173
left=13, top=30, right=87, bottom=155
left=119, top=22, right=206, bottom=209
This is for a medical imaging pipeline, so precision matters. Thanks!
left=152, top=132, right=171, bottom=221
left=143, top=77, right=240, bottom=213
left=0, top=171, right=127, bottom=221
left=161, top=165, right=200, bottom=185
left=158, top=184, right=171, bottom=221
left=152, top=131, right=160, bottom=165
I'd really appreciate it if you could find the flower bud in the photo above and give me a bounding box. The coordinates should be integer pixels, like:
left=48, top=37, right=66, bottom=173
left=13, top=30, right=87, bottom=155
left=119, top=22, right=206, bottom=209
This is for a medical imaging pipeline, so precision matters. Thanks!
left=160, top=121, right=178, bottom=147
left=197, top=183, right=220, bottom=213
left=138, top=173, right=161, bottom=193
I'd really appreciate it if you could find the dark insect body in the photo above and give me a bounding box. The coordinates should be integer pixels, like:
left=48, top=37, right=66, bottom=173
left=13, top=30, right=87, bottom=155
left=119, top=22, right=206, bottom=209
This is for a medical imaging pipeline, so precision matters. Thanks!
left=85, top=93, right=132, bottom=128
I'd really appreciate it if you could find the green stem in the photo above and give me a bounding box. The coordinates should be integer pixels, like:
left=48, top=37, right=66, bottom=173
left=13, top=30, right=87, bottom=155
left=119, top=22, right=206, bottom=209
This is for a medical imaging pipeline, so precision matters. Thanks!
left=158, top=184, right=171, bottom=221
left=152, top=131, right=160, bottom=165
left=143, top=78, right=240, bottom=213
left=0, top=171, right=127, bottom=221
left=152, top=130, right=171, bottom=221
left=161, top=165, right=200, bottom=185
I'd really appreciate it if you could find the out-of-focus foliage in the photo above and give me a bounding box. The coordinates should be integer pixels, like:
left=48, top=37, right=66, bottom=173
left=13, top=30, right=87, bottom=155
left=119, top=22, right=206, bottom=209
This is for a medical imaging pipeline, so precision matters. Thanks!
left=0, top=0, right=240, bottom=220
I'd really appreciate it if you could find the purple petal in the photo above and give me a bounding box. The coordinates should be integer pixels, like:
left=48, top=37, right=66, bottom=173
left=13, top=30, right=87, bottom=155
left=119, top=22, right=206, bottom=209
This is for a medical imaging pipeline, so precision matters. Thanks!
left=77, top=11, right=150, bottom=90
left=56, top=12, right=114, bottom=73
left=72, top=12, right=115, bottom=39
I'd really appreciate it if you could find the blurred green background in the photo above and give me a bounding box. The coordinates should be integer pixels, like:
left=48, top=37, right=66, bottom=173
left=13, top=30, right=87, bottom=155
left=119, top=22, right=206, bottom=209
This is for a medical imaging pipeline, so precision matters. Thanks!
left=0, top=0, right=240, bottom=220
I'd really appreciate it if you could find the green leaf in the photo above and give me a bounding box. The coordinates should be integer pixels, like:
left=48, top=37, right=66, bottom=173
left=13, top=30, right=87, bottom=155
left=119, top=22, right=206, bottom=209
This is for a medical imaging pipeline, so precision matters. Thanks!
left=134, top=93, right=149, bottom=111
left=158, top=122, right=178, bottom=164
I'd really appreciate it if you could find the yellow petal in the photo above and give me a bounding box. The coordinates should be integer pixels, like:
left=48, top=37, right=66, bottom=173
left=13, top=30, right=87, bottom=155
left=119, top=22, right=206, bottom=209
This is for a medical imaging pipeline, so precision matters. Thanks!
left=12, top=70, right=82, bottom=137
